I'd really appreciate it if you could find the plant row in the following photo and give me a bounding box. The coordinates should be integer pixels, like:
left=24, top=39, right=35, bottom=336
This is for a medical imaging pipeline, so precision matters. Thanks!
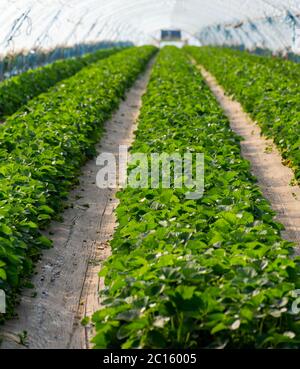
left=0, top=47, right=122, bottom=120
left=185, top=46, right=300, bottom=182
left=92, top=46, right=300, bottom=349
left=0, top=45, right=156, bottom=322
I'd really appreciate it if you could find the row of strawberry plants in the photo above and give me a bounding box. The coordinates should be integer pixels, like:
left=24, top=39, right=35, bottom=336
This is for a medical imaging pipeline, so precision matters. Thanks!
left=92, top=46, right=300, bottom=349
left=185, top=46, right=300, bottom=182
left=0, top=45, right=156, bottom=322
left=0, top=47, right=122, bottom=120
left=219, top=47, right=300, bottom=80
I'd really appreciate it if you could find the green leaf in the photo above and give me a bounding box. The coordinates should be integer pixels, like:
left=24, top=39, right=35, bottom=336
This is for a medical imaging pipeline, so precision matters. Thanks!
left=37, top=235, right=53, bottom=248
left=0, top=268, right=7, bottom=280
left=211, top=323, right=227, bottom=334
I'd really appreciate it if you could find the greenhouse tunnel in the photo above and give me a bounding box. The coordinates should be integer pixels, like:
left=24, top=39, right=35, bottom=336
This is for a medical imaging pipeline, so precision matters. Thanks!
left=1, top=0, right=300, bottom=352
left=1, top=0, right=300, bottom=77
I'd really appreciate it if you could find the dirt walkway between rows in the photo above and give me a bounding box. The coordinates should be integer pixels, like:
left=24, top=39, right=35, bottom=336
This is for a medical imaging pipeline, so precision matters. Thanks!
left=198, top=64, right=300, bottom=251
left=0, top=60, right=154, bottom=349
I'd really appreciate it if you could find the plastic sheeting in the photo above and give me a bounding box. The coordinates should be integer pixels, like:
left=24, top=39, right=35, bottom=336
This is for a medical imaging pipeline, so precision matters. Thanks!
left=1, top=0, right=300, bottom=56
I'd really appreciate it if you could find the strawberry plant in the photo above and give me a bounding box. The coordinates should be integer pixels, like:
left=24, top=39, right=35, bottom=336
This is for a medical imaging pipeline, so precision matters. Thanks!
left=185, top=46, right=300, bottom=182
left=92, top=47, right=300, bottom=349
left=0, top=47, right=122, bottom=120
left=0, top=45, right=156, bottom=322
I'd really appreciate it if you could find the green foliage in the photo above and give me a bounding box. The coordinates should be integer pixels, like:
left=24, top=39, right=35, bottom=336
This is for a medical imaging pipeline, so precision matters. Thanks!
left=185, top=46, right=300, bottom=182
left=0, top=45, right=156, bottom=322
left=0, top=48, right=121, bottom=120
left=92, top=47, right=300, bottom=349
